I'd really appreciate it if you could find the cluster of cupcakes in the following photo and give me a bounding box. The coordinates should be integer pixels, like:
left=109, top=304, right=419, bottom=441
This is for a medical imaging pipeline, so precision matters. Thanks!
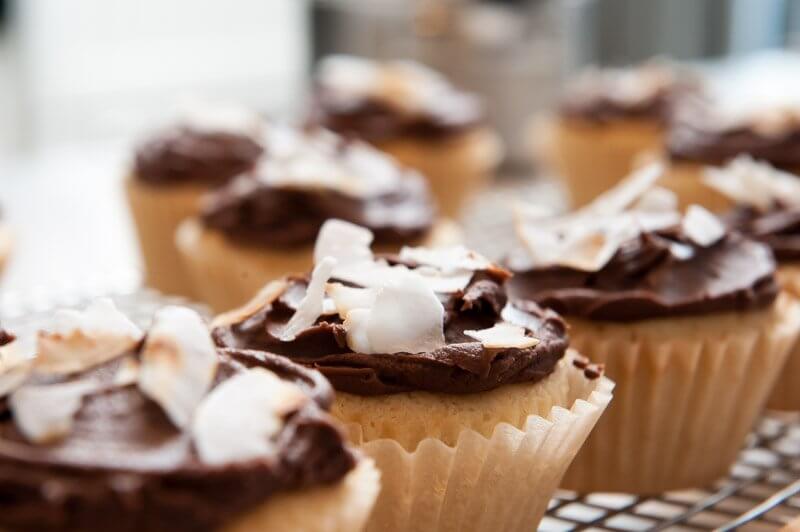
left=3, top=54, right=800, bottom=531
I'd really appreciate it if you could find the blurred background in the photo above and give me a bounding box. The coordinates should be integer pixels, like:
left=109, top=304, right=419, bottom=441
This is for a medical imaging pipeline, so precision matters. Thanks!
left=1, top=0, right=800, bottom=300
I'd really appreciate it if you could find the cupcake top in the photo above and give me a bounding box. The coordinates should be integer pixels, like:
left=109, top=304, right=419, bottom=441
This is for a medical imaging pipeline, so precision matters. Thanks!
left=0, top=299, right=356, bottom=531
left=306, top=55, right=483, bottom=143
left=212, top=220, right=576, bottom=396
left=704, top=156, right=800, bottom=261
left=506, top=164, right=778, bottom=321
left=559, top=62, right=694, bottom=124
left=667, top=86, right=800, bottom=168
left=201, top=124, right=436, bottom=248
left=134, top=104, right=265, bottom=185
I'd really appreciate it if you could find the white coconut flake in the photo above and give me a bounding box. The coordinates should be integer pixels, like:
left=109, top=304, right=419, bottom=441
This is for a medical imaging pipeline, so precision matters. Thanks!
left=585, top=162, right=665, bottom=216
left=314, top=220, right=374, bottom=268
left=326, top=283, right=379, bottom=318
left=633, top=186, right=679, bottom=213
left=10, top=379, right=99, bottom=444
left=0, top=342, right=33, bottom=399
left=344, top=270, right=446, bottom=354
left=192, top=368, right=307, bottom=466
left=178, top=98, right=262, bottom=137
left=280, top=257, right=337, bottom=341
left=36, top=298, right=144, bottom=375
left=703, top=155, right=800, bottom=211
left=682, top=205, right=725, bottom=247
left=138, top=306, right=218, bottom=429
left=464, top=323, right=539, bottom=349
left=414, top=266, right=474, bottom=294
left=399, top=245, right=491, bottom=274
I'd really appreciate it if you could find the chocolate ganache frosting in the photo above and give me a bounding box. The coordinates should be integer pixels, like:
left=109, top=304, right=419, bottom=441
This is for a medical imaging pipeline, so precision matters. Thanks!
left=213, top=255, right=569, bottom=396
left=723, top=205, right=800, bottom=261
left=134, top=126, right=263, bottom=185
left=201, top=127, right=436, bottom=248
left=306, top=56, right=483, bottom=143
left=508, top=229, right=778, bottom=322
left=559, top=64, right=695, bottom=125
left=0, top=308, right=355, bottom=531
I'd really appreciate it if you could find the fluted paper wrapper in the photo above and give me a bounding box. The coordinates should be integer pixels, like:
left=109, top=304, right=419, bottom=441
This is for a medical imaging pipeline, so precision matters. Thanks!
left=345, top=362, right=613, bottom=532
left=126, top=177, right=208, bottom=297
left=538, top=116, right=662, bottom=207
left=562, top=294, right=800, bottom=494
left=768, top=264, right=800, bottom=410
left=376, top=129, right=501, bottom=217
left=177, top=218, right=464, bottom=313
left=223, top=459, right=380, bottom=532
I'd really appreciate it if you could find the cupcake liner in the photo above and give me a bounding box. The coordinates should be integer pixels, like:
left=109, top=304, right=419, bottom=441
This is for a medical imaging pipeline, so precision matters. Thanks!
left=542, top=117, right=662, bottom=207
left=768, top=264, right=800, bottom=410
left=342, top=354, right=614, bottom=532
left=658, top=160, right=734, bottom=212
left=176, top=218, right=464, bottom=313
left=562, top=294, right=800, bottom=494
left=223, top=458, right=380, bottom=532
left=125, top=177, right=208, bottom=297
left=376, top=128, right=502, bottom=218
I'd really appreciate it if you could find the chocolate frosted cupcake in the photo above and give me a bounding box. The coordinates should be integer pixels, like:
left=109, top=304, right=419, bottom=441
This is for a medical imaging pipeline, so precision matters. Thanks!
left=533, top=62, right=694, bottom=207
left=0, top=299, right=379, bottom=532
left=212, top=219, right=613, bottom=532
left=506, top=165, right=800, bottom=493
left=306, top=55, right=503, bottom=217
left=176, top=124, right=462, bottom=312
left=127, top=104, right=265, bottom=296
left=664, top=90, right=800, bottom=210
left=704, top=156, right=800, bottom=410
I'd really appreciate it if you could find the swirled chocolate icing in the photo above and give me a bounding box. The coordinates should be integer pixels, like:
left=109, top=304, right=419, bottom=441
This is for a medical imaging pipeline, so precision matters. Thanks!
left=134, top=127, right=264, bottom=185
left=559, top=66, right=695, bottom=125
left=667, top=121, right=800, bottom=169
left=213, top=261, right=569, bottom=396
left=307, top=89, right=483, bottom=143
left=201, top=169, right=436, bottom=248
left=0, top=349, right=355, bottom=532
left=507, top=230, right=778, bottom=322
left=723, top=205, right=800, bottom=261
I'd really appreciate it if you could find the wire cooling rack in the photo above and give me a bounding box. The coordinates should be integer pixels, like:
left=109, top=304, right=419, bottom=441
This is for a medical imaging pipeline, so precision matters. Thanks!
left=2, top=175, right=800, bottom=531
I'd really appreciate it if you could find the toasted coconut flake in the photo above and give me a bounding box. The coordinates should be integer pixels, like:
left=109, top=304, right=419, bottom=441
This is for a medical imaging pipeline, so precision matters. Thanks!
left=36, top=298, right=143, bottom=375
left=682, top=205, right=725, bottom=247
left=10, top=379, right=98, bottom=444
left=344, top=270, right=445, bottom=354
left=281, top=257, right=337, bottom=341
left=212, top=280, right=288, bottom=328
left=113, top=357, right=140, bottom=387
left=0, top=343, right=33, bottom=399
left=584, top=162, right=664, bottom=216
left=192, top=368, right=307, bottom=466
left=138, top=306, right=218, bottom=429
left=314, top=220, right=374, bottom=268
left=464, top=323, right=539, bottom=349
left=399, top=245, right=491, bottom=274
left=703, top=155, right=800, bottom=211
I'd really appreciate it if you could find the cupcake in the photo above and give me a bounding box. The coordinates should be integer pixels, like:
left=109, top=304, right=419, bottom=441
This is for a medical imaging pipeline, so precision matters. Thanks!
left=0, top=299, right=379, bottom=531
left=534, top=62, right=694, bottom=207
left=176, top=124, right=462, bottom=313
left=211, top=219, right=613, bottom=532
left=127, top=104, right=265, bottom=296
left=704, top=156, right=800, bottom=410
left=664, top=90, right=800, bottom=210
left=0, top=218, right=10, bottom=275
left=306, top=55, right=503, bottom=217
left=505, top=164, right=800, bottom=493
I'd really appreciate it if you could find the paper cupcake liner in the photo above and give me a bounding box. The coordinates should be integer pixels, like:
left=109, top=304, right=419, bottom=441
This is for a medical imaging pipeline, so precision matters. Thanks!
left=176, top=218, right=464, bottom=313
left=376, top=128, right=501, bottom=218
left=125, top=177, right=208, bottom=297
left=658, top=161, right=735, bottom=212
left=561, top=294, right=800, bottom=494
left=768, top=264, right=800, bottom=410
left=343, top=354, right=614, bottom=532
left=543, top=117, right=662, bottom=207
left=223, top=458, right=380, bottom=532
